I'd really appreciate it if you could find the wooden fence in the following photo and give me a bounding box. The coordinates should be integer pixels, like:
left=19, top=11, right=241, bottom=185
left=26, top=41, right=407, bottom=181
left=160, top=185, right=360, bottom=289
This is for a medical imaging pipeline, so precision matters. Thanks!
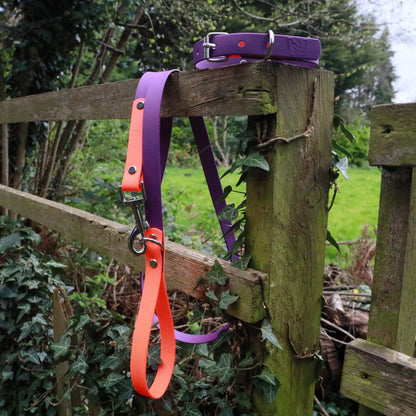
left=0, top=61, right=335, bottom=415
left=340, top=103, right=416, bottom=416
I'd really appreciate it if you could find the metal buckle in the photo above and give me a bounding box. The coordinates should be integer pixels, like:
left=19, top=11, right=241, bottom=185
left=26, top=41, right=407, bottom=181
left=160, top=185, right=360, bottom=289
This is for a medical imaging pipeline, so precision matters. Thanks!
left=203, top=32, right=229, bottom=62
left=264, top=29, right=275, bottom=60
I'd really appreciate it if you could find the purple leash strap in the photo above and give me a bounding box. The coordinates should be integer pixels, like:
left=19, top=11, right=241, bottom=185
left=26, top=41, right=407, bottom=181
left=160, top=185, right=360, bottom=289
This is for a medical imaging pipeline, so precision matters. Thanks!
left=135, top=70, right=235, bottom=343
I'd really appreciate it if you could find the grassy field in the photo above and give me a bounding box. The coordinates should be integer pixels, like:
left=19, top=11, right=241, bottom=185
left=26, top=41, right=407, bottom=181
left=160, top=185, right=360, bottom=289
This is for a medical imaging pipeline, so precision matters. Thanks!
left=326, top=167, right=381, bottom=262
left=162, top=166, right=382, bottom=263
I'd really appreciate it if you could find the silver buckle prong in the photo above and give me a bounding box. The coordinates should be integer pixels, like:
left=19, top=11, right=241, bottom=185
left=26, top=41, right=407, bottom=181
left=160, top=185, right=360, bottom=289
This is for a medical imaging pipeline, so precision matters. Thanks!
left=203, top=32, right=229, bottom=62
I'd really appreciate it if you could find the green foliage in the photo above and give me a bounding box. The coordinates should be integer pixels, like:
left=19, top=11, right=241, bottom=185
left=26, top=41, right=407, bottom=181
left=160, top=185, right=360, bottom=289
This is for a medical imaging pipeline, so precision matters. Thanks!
left=58, top=305, right=134, bottom=415
left=196, top=260, right=239, bottom=316
left=1, top=218, right=280, bottom=414
left=0, top=216, right=66, bottom=416
left=2, top=0, right=397, bottom=194
left=313, top=393, right=357, bottom=416
left=334, top=125, right=371, bottom=167
left=326, top=167, right=380, bottom=264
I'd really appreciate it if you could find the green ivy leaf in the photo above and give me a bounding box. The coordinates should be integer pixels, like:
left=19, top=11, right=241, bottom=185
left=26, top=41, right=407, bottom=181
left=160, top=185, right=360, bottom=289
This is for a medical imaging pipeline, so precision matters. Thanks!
left=206, top=289, right=219, bottom=302
left=148, top=344, right=162, bottom=370
left=90, top=345, right=107, bottom=364
left=70, top=353, right=88, bottom=375
left=158, top=395, right=172, bottom=413
left=32, top=313, right=48, bottom=326
left=72, top=314, right=91, bottom=332
left=261, top=320, right=283, bottom=350
left=241, top=152, right=270, bottom=171
left=44, top=260, right=67, bottom=269
left=17, top=321, right=35, bottom=342
left=218, top=407, right=233, bottom=416
left=231, top=254, right=251, bottom=270
left=100, top=354, right=122, bottom=371
left=333, top=113, right=344, bottom=132
left=253, top=366, right=280, bottom=402
left=200, top=353, right=234, bottom=384
left=0, top=285, right=18, bottom=299
left=326, top=230, right=340, bottom=253
left=182, top=403, right=203, bottom=416
left=340, top=122, right=355, bottom=142
left=218, top=204, right=238, bottom=222
left=219, top=290, right=239, bottom=310
left=205, top=260, right=228, bottom=286
left=103, top=373, right=125, bottom=390
left=0, top=232, right=25, bottom=254
left=332, top=140, right=352, bottom=160
left=217, top=185, right=233, bottom=203
left=51, top=336, right=72, bottom=360
left=20, top=279, right=39, bottom=290
left=1, top=370, right=14, bottom=381
left=23, top=348, right=42, bottom=365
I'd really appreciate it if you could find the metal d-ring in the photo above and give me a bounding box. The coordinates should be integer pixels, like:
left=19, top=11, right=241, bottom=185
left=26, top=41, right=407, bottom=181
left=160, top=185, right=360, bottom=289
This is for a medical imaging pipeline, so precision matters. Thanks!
left=128, top=229, right=165, bottom=256
left=264, top=29, right=275, bottom=60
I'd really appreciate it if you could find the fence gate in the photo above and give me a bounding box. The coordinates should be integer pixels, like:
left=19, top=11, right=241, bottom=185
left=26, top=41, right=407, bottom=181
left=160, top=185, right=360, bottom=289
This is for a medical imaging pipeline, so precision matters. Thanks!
left=341, top=103, right=416, bottom=416
left=0, top=61, right=334, bottom=415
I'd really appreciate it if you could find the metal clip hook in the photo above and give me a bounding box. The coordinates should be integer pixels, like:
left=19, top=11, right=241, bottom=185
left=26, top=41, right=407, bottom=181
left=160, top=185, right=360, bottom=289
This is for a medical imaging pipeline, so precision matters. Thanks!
left=119, top=185, right=149, bottom=256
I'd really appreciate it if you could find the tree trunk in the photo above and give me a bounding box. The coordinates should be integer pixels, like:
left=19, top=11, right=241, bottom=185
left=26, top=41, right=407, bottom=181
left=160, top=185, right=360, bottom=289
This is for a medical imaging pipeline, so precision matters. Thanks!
left=49, top=5, right=144, bottom=199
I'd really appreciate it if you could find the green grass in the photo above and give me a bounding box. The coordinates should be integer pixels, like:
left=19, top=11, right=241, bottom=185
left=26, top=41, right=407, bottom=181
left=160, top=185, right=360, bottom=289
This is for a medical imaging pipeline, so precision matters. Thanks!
left=161, top=167, right=245, bottom=257
left=326, top=167, right=381, bottom=262
left=162, top=165, right=382, bottom=263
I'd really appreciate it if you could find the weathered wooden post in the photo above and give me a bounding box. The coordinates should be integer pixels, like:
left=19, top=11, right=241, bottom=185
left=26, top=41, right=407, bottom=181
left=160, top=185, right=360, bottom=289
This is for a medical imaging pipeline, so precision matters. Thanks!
left=246, top=64, right=334, bottom=415
left=53, top=287, right=74, bottom=416
left=341, top=103, right=416, bottom=416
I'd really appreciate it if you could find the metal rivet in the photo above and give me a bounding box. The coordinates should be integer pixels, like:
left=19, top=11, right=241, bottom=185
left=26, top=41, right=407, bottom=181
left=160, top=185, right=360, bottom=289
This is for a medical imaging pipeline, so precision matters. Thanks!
left=137, top=100, right=145, bottom=109
left=150, top=259, right=158, bottom=268
left=128, top=165, right=136, bottom=174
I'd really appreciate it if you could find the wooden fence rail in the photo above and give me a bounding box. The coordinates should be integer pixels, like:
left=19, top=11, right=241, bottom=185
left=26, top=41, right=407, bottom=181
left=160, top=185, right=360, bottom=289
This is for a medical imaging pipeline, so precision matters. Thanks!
left=341, top=103, right=416, bottom=416
left=0, top=61, right=334, bottom=416
left=0, top=183, right=265, bottom=323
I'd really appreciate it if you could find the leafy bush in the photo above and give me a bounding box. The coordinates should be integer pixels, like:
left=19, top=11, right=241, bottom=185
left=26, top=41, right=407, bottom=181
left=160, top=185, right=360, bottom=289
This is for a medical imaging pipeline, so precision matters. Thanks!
left=333, top=124, right=371, bottom=167
left=0, top=218, right=279, bottom=415
left=0, top=216, right=65, bottom=415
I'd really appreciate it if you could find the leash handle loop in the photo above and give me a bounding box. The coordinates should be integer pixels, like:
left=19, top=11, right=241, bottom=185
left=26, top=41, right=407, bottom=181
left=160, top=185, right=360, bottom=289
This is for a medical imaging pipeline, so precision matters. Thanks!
left=130, top=228, right=176, bottom=399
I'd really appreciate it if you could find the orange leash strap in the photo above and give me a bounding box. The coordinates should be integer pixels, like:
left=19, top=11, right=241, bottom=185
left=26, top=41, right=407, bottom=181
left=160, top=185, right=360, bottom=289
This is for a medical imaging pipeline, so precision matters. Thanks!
left=121, top=98, right=176, bottom=399
left=130, top=228, right=175, bottom=399
left=121, top=98, right=145, bottom=193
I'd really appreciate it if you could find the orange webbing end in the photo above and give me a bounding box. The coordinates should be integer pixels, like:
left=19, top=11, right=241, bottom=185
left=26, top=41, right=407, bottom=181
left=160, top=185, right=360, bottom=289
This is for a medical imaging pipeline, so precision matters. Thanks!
left=130, top=228, right=176, bottom=399
left=121, top=98, right=145, bottom=193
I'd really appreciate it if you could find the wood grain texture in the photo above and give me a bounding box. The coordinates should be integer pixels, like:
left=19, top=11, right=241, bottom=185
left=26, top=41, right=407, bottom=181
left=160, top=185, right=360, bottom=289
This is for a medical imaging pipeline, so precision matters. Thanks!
left=245, top=65, right=334, bottom=415
left=365, top=167, right=416, bottom=354
left=369, top=103, right=416, bottom=166
left=341, top=339, right=416, bottom=416
left=0, top=62, right=279, bottom=123
left=353, top=164, right=416, bottom=416
left=0, top=184, right=266, bottom=323
left=53, top=288, right=73, bottom=415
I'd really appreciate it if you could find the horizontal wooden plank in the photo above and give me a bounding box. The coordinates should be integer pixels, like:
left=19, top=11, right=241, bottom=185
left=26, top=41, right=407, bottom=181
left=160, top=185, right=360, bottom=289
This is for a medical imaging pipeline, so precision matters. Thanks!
left=0, top=62, right=283, bottom=123
left=0, top=184, right=266, bottom=322
left=341, top=338, right=416, bottom=416
left=369, top=103, right=416, bottom=166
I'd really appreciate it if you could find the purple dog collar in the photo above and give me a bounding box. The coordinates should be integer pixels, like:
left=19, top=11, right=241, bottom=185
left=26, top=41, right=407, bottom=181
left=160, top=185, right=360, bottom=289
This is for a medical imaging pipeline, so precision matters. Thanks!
left=193, top=31, right=321, bottom=69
